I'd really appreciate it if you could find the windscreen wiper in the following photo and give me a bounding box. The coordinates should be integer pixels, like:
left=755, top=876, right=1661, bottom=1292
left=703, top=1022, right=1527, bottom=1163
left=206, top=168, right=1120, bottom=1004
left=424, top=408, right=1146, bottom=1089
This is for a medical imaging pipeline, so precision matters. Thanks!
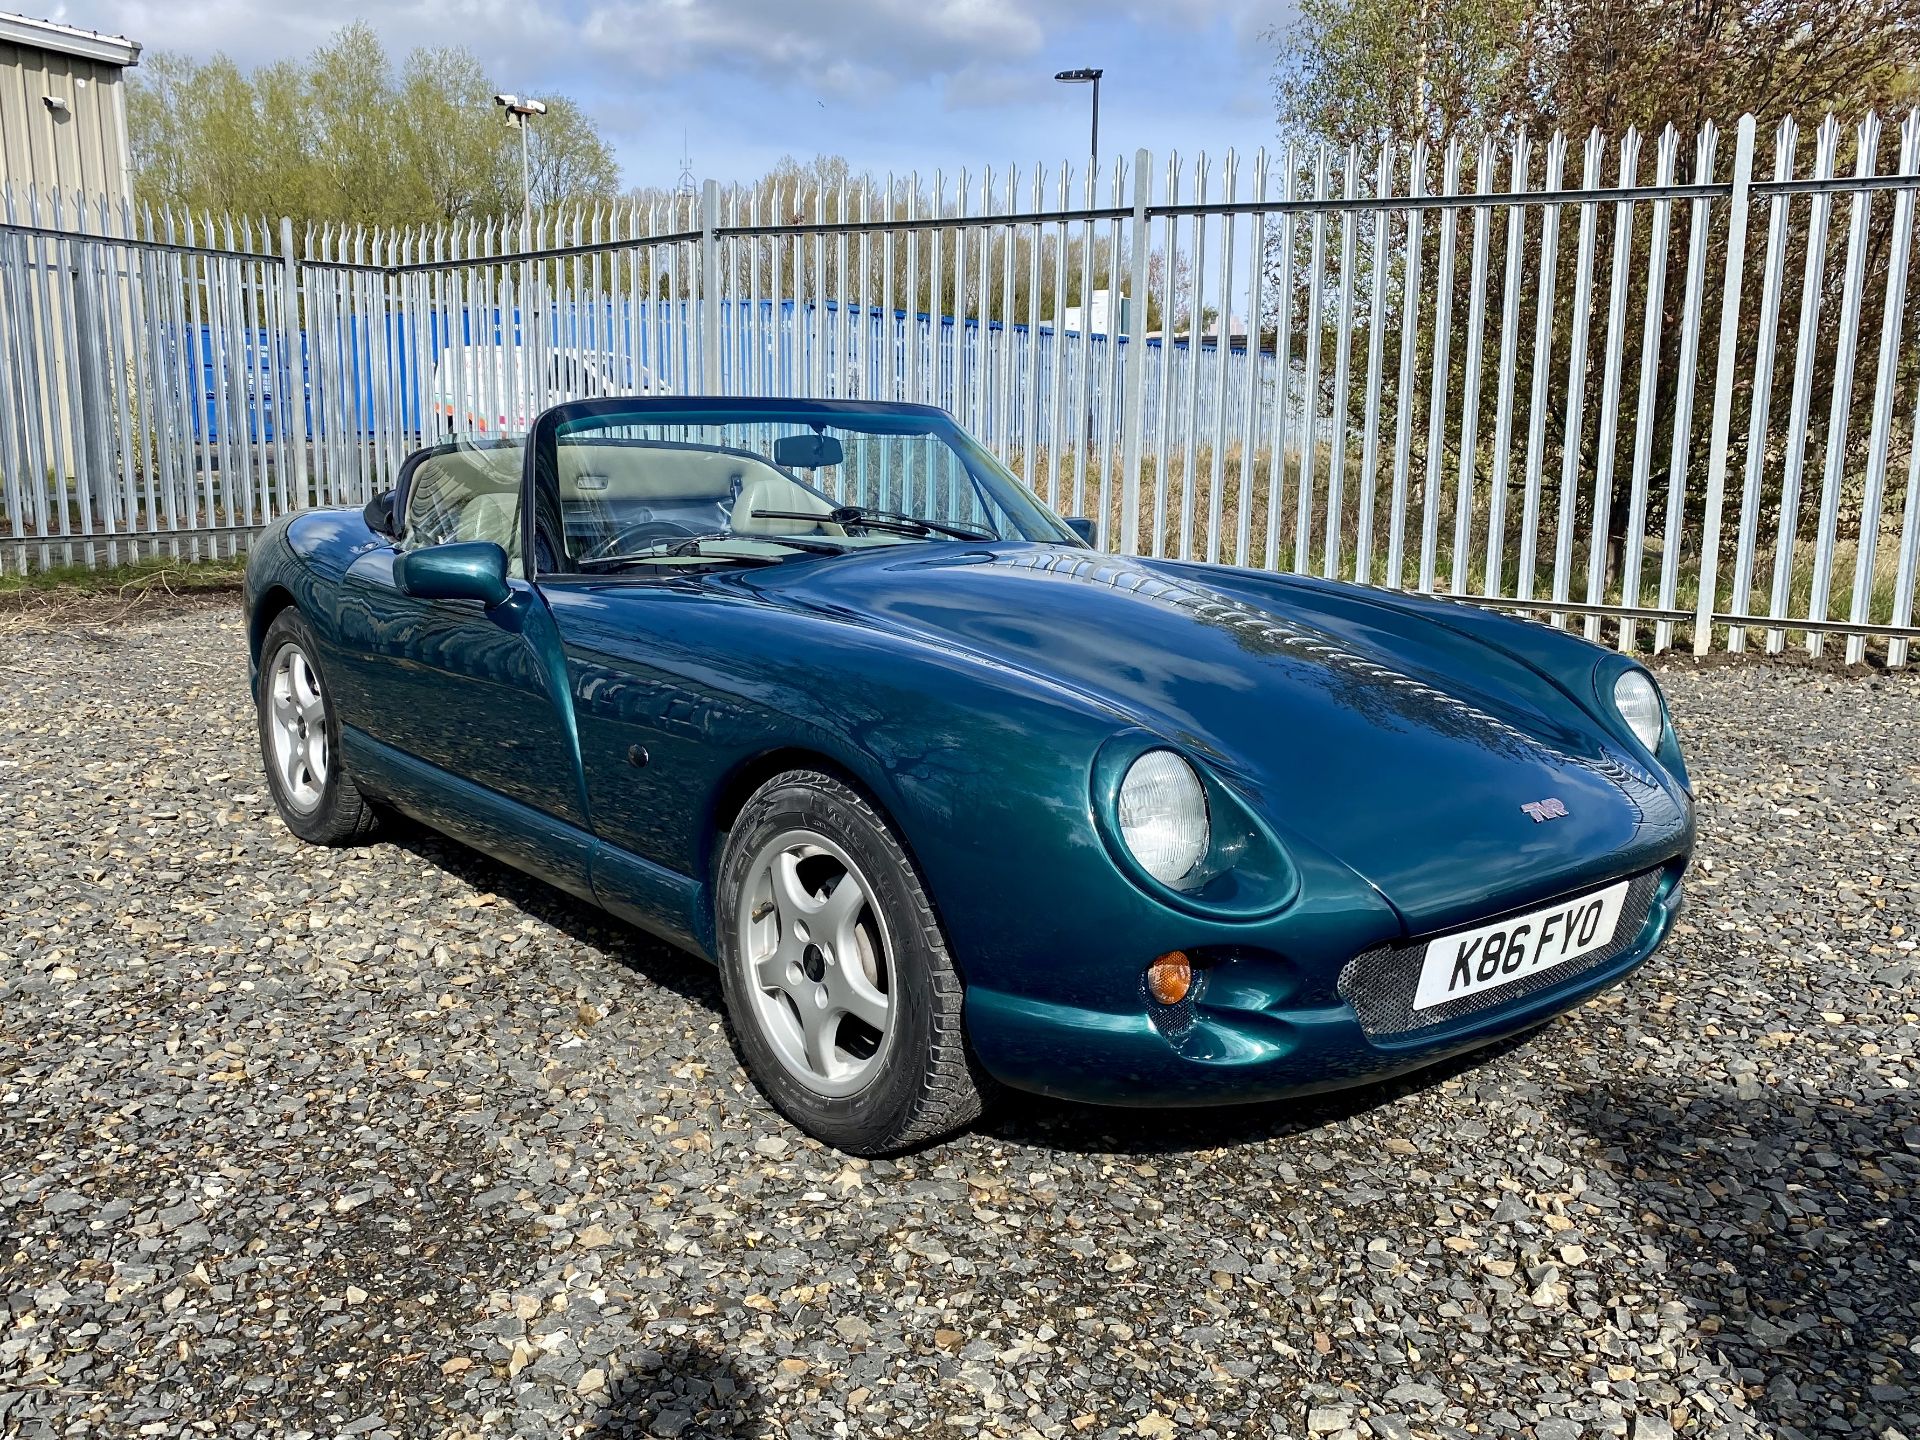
left=574, top=533, right=838, bottom=571
left=751, top=504, right=995, bottom=542
left=672, top=531, right=843, bottom=557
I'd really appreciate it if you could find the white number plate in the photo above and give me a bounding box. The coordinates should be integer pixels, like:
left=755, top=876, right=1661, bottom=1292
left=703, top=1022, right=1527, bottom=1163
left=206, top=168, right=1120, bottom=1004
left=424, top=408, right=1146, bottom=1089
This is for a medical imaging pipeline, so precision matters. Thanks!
left=1412, top=878, right=1632, bottom=1012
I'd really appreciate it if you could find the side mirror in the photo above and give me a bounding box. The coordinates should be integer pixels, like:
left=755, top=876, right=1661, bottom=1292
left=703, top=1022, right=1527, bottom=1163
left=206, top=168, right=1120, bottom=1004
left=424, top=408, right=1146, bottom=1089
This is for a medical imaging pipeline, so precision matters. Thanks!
left=363, top=489, right=399, bottom=539
left=395, top=541, right=511, bottom=608
left=1064, top=516, right=1098, bottom=547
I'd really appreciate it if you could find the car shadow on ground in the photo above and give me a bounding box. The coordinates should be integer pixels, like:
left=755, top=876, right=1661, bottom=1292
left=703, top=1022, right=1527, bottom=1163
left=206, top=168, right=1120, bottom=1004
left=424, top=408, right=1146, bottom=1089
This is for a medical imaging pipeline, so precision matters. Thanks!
left=1556, top=1080, right=1919, bottom=1436
left=586, top=1337, right=768, bottom=1438
left=974, top=1029, right=1544, bottom=1156
left=389, top=822, right=725, bottom=1012
left=387, top=820, right=1544, bottom=1157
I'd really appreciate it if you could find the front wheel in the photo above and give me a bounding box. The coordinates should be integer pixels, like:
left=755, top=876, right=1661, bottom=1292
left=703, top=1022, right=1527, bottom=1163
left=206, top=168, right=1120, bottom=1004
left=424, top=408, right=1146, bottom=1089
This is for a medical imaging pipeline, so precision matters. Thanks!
left=255, top=608, right=380, bottom=845
left=715, top=770, right=991, bottom=1154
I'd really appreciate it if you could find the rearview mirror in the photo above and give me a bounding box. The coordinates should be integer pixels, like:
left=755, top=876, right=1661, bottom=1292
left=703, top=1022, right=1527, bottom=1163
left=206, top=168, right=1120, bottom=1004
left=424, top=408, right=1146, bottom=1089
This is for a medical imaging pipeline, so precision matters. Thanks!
left=774, top=433, right=845, bottom=470
left=395, top=541, right=511, bottom=608
left=1064, top=516, right=1098, bottom=547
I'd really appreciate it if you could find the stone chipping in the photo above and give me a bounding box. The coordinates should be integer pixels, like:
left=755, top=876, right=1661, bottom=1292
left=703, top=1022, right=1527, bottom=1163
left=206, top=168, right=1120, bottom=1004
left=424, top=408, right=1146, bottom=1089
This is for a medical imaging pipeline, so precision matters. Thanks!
left=1, top=599, right=1915, bottom=1440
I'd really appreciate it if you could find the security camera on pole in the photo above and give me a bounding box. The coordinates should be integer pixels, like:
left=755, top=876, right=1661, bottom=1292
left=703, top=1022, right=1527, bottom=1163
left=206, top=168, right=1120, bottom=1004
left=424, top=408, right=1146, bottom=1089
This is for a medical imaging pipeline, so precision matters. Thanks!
left=493, top=93, right=548, bottom=241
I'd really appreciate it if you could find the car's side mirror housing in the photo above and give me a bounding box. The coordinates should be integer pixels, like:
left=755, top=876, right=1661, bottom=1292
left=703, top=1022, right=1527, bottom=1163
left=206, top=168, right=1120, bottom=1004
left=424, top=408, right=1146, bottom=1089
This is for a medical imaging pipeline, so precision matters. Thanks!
left=395, top=541, right=511, bottom=608
left=1064, top=516, right=1098, bottom=547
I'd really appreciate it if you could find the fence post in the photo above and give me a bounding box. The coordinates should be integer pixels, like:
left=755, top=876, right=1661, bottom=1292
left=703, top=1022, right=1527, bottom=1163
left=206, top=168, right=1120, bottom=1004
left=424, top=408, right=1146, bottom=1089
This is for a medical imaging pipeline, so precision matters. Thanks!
left=1119, top=148, right=1151, bottom=555
left=1693, top=113, right=1755, bottom=655
left=279, top=216, right=308, bottom=513
left=700, top=179, right=722, bottom=394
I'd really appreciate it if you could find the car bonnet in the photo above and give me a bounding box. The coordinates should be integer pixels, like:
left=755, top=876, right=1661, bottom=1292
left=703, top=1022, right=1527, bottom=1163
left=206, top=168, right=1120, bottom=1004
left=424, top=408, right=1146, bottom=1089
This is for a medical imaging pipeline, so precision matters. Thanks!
left=746, top=543, right=1692, bottom=931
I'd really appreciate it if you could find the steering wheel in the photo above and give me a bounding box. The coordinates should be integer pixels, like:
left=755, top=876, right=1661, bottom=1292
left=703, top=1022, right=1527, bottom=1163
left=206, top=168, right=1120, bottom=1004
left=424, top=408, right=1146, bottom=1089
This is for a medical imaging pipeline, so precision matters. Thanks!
left=580, top=518, right=703, bottom=562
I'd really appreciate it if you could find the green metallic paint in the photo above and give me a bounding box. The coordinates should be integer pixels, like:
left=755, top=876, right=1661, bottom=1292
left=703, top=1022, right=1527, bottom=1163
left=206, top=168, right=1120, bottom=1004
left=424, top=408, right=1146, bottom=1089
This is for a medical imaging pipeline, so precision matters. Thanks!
left=1087, top=731, right=1300, bottom=919
left=394, top=540, right=512, bottom=608
left=329, top=550, right=590, bottom=832
left=243, top=400, right=1696, bottom=1109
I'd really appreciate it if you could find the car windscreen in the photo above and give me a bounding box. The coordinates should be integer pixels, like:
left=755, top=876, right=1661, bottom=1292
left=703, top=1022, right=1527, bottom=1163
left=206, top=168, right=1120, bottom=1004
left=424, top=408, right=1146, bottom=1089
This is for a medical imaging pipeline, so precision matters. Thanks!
left=525, top=404, right=1077, bottom=576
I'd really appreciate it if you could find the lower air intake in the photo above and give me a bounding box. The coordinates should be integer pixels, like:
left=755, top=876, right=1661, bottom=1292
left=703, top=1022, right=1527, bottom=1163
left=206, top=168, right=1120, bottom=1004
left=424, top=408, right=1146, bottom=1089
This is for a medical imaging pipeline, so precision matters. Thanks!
left=1337, top=867, right=1666, bottom=1039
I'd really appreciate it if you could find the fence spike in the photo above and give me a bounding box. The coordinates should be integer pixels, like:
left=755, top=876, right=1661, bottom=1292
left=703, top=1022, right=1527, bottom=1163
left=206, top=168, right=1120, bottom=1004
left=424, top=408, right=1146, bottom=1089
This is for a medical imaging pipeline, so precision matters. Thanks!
left=0, top=127, right=1908, bottom=660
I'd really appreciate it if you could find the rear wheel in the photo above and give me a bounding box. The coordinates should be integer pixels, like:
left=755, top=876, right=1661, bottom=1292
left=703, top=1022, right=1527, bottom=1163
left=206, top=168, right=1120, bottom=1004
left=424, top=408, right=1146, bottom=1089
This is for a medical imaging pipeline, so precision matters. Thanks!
left=256, top=608, right=379, bottom=845
left=716, top=770, right=990, bottom=1154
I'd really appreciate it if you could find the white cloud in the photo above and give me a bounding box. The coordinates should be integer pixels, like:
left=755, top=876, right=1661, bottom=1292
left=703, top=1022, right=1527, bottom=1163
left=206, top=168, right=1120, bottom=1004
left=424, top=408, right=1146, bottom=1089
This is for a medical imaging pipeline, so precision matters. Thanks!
left=573, top=0, right=1048, bottom=90
left=66, top=0, right=1258, bottom=96
left=56, top=0, right=1282, bottom=188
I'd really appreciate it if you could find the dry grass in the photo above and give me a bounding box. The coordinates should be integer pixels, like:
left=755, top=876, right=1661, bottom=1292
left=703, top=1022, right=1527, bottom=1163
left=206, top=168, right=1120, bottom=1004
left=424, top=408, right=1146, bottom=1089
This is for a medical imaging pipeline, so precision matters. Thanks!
left=0, top=556, right=247, bottom=640
left=1003, top=444, right=1915, bottom=629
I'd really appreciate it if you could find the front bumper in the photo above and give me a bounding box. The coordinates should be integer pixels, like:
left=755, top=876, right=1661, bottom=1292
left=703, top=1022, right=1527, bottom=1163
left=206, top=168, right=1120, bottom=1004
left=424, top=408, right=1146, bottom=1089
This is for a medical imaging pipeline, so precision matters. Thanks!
left=965, top=862, right=1687, bottom=1107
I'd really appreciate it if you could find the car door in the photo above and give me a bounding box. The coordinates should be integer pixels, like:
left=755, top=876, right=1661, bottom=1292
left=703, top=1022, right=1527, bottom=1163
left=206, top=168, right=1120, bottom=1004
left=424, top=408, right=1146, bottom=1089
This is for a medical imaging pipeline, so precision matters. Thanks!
left=328, top=443, right=590, bottom=837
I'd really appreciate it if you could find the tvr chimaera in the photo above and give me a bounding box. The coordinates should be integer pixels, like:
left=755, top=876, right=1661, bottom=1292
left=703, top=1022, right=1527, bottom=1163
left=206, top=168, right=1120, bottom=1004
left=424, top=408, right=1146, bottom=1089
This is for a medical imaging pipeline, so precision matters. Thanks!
left=245, top=396, right=1695, bottom=1154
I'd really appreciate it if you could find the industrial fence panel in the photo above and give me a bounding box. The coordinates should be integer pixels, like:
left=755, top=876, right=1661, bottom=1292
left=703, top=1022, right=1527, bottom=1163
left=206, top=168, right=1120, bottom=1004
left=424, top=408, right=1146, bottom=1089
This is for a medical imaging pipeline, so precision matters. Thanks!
left=4, top=112, right=1920, bottom=665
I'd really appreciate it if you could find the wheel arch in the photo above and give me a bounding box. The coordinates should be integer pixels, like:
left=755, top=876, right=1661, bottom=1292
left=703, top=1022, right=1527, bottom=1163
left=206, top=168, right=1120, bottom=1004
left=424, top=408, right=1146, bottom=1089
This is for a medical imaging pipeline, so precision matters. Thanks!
left=707, top=745, right=902, bottom=873
left=700, top=745, right=961, bottom=980
left=250, top=585, right=298, bottom=659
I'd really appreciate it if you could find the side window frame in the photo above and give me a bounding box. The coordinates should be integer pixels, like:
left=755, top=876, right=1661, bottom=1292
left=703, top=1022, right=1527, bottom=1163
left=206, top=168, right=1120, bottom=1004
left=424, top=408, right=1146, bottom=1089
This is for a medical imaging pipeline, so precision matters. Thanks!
left=393, top=439, right=524, bottom=554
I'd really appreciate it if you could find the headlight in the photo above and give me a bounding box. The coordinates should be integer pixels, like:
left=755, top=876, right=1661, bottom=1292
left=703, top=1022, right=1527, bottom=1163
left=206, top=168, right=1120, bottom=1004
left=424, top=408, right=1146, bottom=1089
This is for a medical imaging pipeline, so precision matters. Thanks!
left=1613, top=669, right=1665, bottom=751
left=1117, top=750, right=1210, bottom=886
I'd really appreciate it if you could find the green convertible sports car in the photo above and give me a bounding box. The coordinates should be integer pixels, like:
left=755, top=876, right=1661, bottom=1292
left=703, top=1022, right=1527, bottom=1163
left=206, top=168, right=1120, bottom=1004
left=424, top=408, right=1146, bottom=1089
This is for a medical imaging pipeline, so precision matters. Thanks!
left=244, top=395, right=1695, bottom=1154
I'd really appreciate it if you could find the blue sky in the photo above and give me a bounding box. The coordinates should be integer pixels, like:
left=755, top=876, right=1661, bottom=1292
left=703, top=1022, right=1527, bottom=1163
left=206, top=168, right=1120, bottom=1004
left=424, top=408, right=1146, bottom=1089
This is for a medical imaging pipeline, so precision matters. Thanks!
left=57, top=0, right=1286, bottom=192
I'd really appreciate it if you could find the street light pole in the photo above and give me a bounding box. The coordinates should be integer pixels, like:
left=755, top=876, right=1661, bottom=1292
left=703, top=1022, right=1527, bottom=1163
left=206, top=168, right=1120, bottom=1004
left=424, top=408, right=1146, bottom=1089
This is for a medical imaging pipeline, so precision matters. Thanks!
left=493, top=94, right=548, bottom=240
left=1053, top=68, right=1104, bottom=184
left=1089, top=73, right=1100, bottom=178
left=519, top=121, right=531, bottom=233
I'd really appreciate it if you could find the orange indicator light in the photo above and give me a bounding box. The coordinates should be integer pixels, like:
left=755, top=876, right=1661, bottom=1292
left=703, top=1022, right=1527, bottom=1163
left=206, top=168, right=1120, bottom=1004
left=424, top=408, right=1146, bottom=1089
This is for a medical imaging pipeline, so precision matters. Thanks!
left=1146, top=951, right=1193, bottom=1006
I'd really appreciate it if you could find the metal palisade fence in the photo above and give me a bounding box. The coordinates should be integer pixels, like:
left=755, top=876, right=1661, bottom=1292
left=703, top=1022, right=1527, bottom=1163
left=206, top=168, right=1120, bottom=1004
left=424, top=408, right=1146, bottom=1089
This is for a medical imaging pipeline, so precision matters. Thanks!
left=4, top=112, right=1920, bottom=665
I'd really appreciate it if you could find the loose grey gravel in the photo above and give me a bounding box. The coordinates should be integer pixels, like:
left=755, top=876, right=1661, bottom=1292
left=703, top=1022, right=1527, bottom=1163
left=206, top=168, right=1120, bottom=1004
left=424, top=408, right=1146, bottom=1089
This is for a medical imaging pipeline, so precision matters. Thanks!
left=1, top=599, right=1915, bottom=1440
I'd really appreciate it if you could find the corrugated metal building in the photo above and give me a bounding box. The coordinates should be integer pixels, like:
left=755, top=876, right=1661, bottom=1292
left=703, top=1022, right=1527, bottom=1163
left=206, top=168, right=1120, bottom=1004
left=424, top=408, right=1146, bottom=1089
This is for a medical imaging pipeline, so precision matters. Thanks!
left=0, top=11, right=141, bottom=201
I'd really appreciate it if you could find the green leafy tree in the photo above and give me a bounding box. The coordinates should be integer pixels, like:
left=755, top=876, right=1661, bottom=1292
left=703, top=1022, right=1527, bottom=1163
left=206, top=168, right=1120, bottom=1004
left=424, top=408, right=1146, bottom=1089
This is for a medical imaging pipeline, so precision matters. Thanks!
left=1509, top=0, right=1920, bottom=138
left=1274, top=0, right=1528, bottom=145
left=1272, top=0, right=1920, bottom=144
left=395, top=46, right=518, bottom=222
left=1265, top=0, right=1920, bottom=598
left=127, top=23, right=619, bottom=229
left=523, top=96, right=620, bottom=215
left=628, top=154, right=1155, bottom=326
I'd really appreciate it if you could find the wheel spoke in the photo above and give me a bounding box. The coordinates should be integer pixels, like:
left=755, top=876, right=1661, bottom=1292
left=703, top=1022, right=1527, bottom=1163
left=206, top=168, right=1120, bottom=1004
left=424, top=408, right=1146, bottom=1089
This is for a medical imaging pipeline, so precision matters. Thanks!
left=769, top=851, right=816, bottom=927
left=753, top=937, right=796, bottom=992
left=799, top=997, right=837, bottom=1078
left=307, top=726, right=329, bottom=784
left=835, top=967, right=889, bottom=1032
left=271, top=682, right=298, bottom=726
left=292, top=657, right=321, bottom=711
left=817, top=873, right=865, bottom=956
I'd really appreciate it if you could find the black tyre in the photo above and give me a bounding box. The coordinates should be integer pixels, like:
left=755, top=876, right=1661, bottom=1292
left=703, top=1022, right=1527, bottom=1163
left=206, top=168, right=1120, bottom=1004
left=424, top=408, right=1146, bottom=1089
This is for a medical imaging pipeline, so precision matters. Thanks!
left=715, top=770, right=991, bottom=1154
left=255, top=608, right=380, bottom=846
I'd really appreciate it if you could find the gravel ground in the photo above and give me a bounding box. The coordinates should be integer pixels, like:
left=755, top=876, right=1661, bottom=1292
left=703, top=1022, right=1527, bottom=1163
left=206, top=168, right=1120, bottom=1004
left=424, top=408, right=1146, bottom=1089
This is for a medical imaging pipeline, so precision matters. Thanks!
left=1, top=599, right=1915, bottom=1440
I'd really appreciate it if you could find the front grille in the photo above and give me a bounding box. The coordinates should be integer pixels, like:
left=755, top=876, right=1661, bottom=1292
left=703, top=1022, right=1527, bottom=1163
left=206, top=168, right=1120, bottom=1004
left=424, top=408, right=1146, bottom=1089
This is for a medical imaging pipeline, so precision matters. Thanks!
left=1337, top=867, right=1666, bottom=1038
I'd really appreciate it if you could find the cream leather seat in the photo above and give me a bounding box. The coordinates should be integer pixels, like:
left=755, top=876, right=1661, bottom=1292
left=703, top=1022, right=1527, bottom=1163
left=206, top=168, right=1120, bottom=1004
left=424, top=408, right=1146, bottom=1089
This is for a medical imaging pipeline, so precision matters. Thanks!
left=456, top=491, right=522, bottom=558
left=731, top=472, right=845, bottom=537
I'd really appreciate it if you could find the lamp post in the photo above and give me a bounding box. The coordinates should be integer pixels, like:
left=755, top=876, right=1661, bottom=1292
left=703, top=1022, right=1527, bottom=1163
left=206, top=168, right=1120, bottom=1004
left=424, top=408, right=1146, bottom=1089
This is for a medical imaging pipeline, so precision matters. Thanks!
left=1053, top=68, right=1102, bottom=184
left=493, top=93, right=548, bottom=237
